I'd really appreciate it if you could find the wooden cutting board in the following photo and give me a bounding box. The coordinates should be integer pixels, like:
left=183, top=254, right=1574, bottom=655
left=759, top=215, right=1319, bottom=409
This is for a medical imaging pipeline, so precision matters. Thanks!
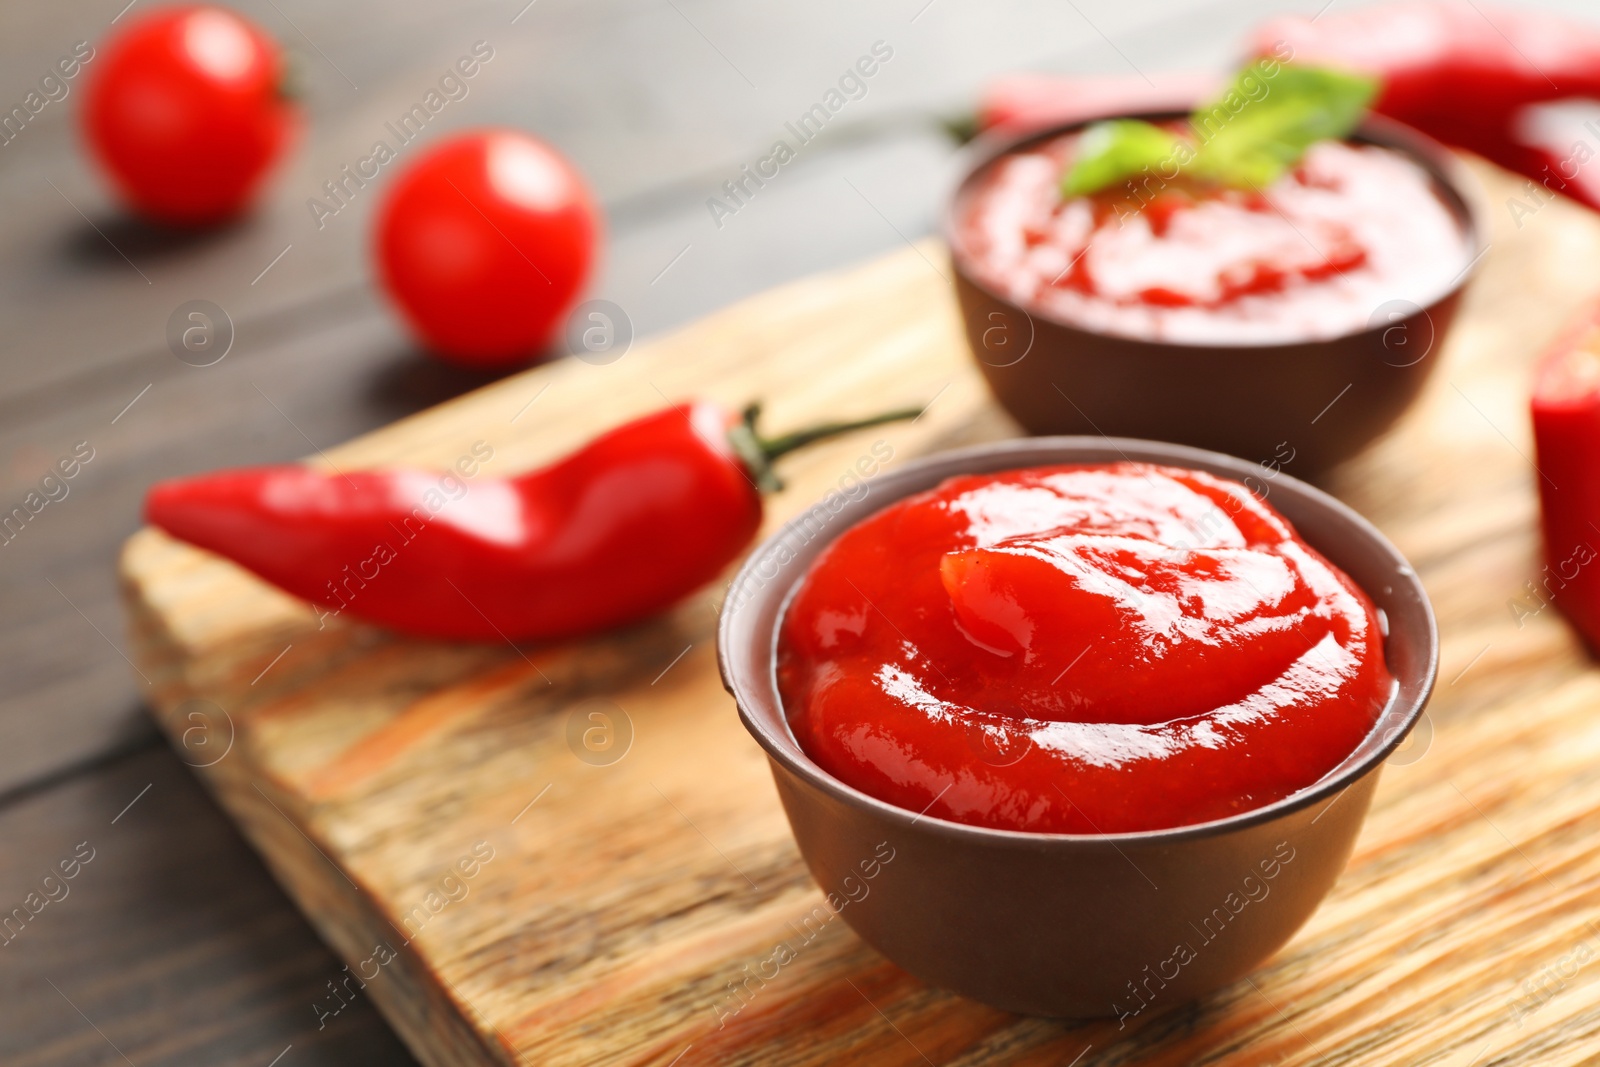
left=120, top=161, right=1600, bottom=1066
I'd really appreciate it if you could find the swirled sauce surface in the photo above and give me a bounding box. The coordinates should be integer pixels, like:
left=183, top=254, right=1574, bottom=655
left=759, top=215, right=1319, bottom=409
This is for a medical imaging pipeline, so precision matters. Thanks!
left=956, top=135, right=1469, bottom=344
left=777, top=463, right=1393, bottom=833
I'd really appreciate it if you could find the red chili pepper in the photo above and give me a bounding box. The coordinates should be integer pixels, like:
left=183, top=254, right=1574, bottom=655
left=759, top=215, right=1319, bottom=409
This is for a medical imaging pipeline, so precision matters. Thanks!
left=978, top=3, right=1600, bottom=211
left=145, top=401, right=918, bottom=642
left=1252, top=2, right=1600, bottom=210
left=1530, top=305, right=1600, bottom=653
left=977, top=71, right=1219, bottom=134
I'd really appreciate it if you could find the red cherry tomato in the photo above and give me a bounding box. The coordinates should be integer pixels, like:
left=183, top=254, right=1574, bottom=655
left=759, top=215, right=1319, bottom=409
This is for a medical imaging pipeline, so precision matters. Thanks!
left=83, top=6, right=293, bottom=226
left=374, top=129, right=600, bottom=369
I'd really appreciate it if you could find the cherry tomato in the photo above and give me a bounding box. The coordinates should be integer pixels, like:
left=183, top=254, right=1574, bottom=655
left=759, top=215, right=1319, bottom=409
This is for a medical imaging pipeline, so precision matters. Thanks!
left=83, top=6, right=293, bottom=226
left=374, top=129, right=600, bottom=369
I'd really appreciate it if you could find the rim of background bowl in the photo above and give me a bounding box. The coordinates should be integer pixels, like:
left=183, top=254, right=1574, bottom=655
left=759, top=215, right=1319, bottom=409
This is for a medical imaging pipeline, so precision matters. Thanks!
left=717, top=436, right=1440, bottom=849
left=940, top=108, right=1488, bottom=353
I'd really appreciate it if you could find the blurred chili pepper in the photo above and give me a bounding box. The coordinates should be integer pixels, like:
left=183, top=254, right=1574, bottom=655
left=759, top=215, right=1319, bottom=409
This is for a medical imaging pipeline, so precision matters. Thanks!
left=145, top=400, right=919, bottom=643
left=1253, top=1, right=1600, bottom=210
left=1530, top=304, right=1600, bottom=653
left=976, top=71, right=1219, bottom=135
left=978, top=3, right=1600, bottom=210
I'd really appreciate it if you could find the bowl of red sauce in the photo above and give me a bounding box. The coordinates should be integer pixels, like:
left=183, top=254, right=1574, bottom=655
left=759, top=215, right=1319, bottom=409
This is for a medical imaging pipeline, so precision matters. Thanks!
left=948, top=112, right=1483, bottom=472
left=717, top=436, right=1436, bottom=1018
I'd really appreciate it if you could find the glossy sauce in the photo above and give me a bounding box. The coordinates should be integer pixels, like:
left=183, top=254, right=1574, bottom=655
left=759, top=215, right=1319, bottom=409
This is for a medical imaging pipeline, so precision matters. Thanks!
left=777, top=463, right=1393, bottom=834
left=956, top=135, right=1469, bottom=344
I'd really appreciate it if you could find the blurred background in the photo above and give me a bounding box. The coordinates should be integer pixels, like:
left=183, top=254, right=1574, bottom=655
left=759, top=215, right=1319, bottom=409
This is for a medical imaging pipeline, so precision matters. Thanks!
left=0, top=0, right=1593, bottom=1062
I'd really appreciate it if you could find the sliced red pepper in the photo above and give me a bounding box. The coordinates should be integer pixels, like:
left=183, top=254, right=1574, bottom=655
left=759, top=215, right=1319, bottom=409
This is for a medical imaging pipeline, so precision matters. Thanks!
left=1531, top=307, right=1600, bottom=652
left=145, top=401, right=916, bottom=643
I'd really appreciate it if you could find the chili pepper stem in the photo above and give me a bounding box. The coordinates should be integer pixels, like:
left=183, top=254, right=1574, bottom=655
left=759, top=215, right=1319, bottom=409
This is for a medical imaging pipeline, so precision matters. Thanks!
left=727, top=402, right=925, bottom=493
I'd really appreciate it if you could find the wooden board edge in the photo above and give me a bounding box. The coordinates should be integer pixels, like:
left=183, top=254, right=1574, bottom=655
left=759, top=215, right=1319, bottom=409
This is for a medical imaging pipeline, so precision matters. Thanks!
left=117, top=536, right=518, bottom=1067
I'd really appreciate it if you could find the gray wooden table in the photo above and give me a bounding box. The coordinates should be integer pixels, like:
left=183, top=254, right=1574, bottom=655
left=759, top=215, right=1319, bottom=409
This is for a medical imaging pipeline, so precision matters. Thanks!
left=0, top=0, right=1588, bottom=1062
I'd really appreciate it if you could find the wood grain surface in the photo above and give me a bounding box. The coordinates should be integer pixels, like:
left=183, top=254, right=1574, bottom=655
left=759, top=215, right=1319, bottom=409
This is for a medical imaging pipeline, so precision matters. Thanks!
left=118, top=160, right=1600, bottom=1066
left=0, top=745, right=420, bottom=1067
left=0, top=1, right=1428, bottom=1059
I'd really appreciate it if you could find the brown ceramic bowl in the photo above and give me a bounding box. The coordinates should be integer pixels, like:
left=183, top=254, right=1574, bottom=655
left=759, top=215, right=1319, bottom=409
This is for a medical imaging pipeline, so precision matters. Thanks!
left=717, top=437, right=1436, bottom=1018
left=946, top=112, right=1485, bottom=473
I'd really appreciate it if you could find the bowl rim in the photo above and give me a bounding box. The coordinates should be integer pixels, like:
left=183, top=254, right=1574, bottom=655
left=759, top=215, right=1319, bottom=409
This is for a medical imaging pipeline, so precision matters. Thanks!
left=941, top=107, right=1488, bottom=353
left=717, top=435, right=1440, bottom=848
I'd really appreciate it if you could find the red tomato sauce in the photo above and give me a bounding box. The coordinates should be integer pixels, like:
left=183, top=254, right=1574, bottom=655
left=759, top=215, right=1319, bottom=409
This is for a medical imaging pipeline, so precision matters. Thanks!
left=955, top=135, right=1469, bottom=344
left=777, top=463, right=1393, bottom=834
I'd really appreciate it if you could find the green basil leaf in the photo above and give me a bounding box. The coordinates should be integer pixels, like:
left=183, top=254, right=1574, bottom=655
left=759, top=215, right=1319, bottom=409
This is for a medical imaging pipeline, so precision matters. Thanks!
left=1055, top=63, right=1379, bottom=198
left=1188, top=64, right=1378, bottom=188
left=1060, top=119, right=1186, bottom=199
